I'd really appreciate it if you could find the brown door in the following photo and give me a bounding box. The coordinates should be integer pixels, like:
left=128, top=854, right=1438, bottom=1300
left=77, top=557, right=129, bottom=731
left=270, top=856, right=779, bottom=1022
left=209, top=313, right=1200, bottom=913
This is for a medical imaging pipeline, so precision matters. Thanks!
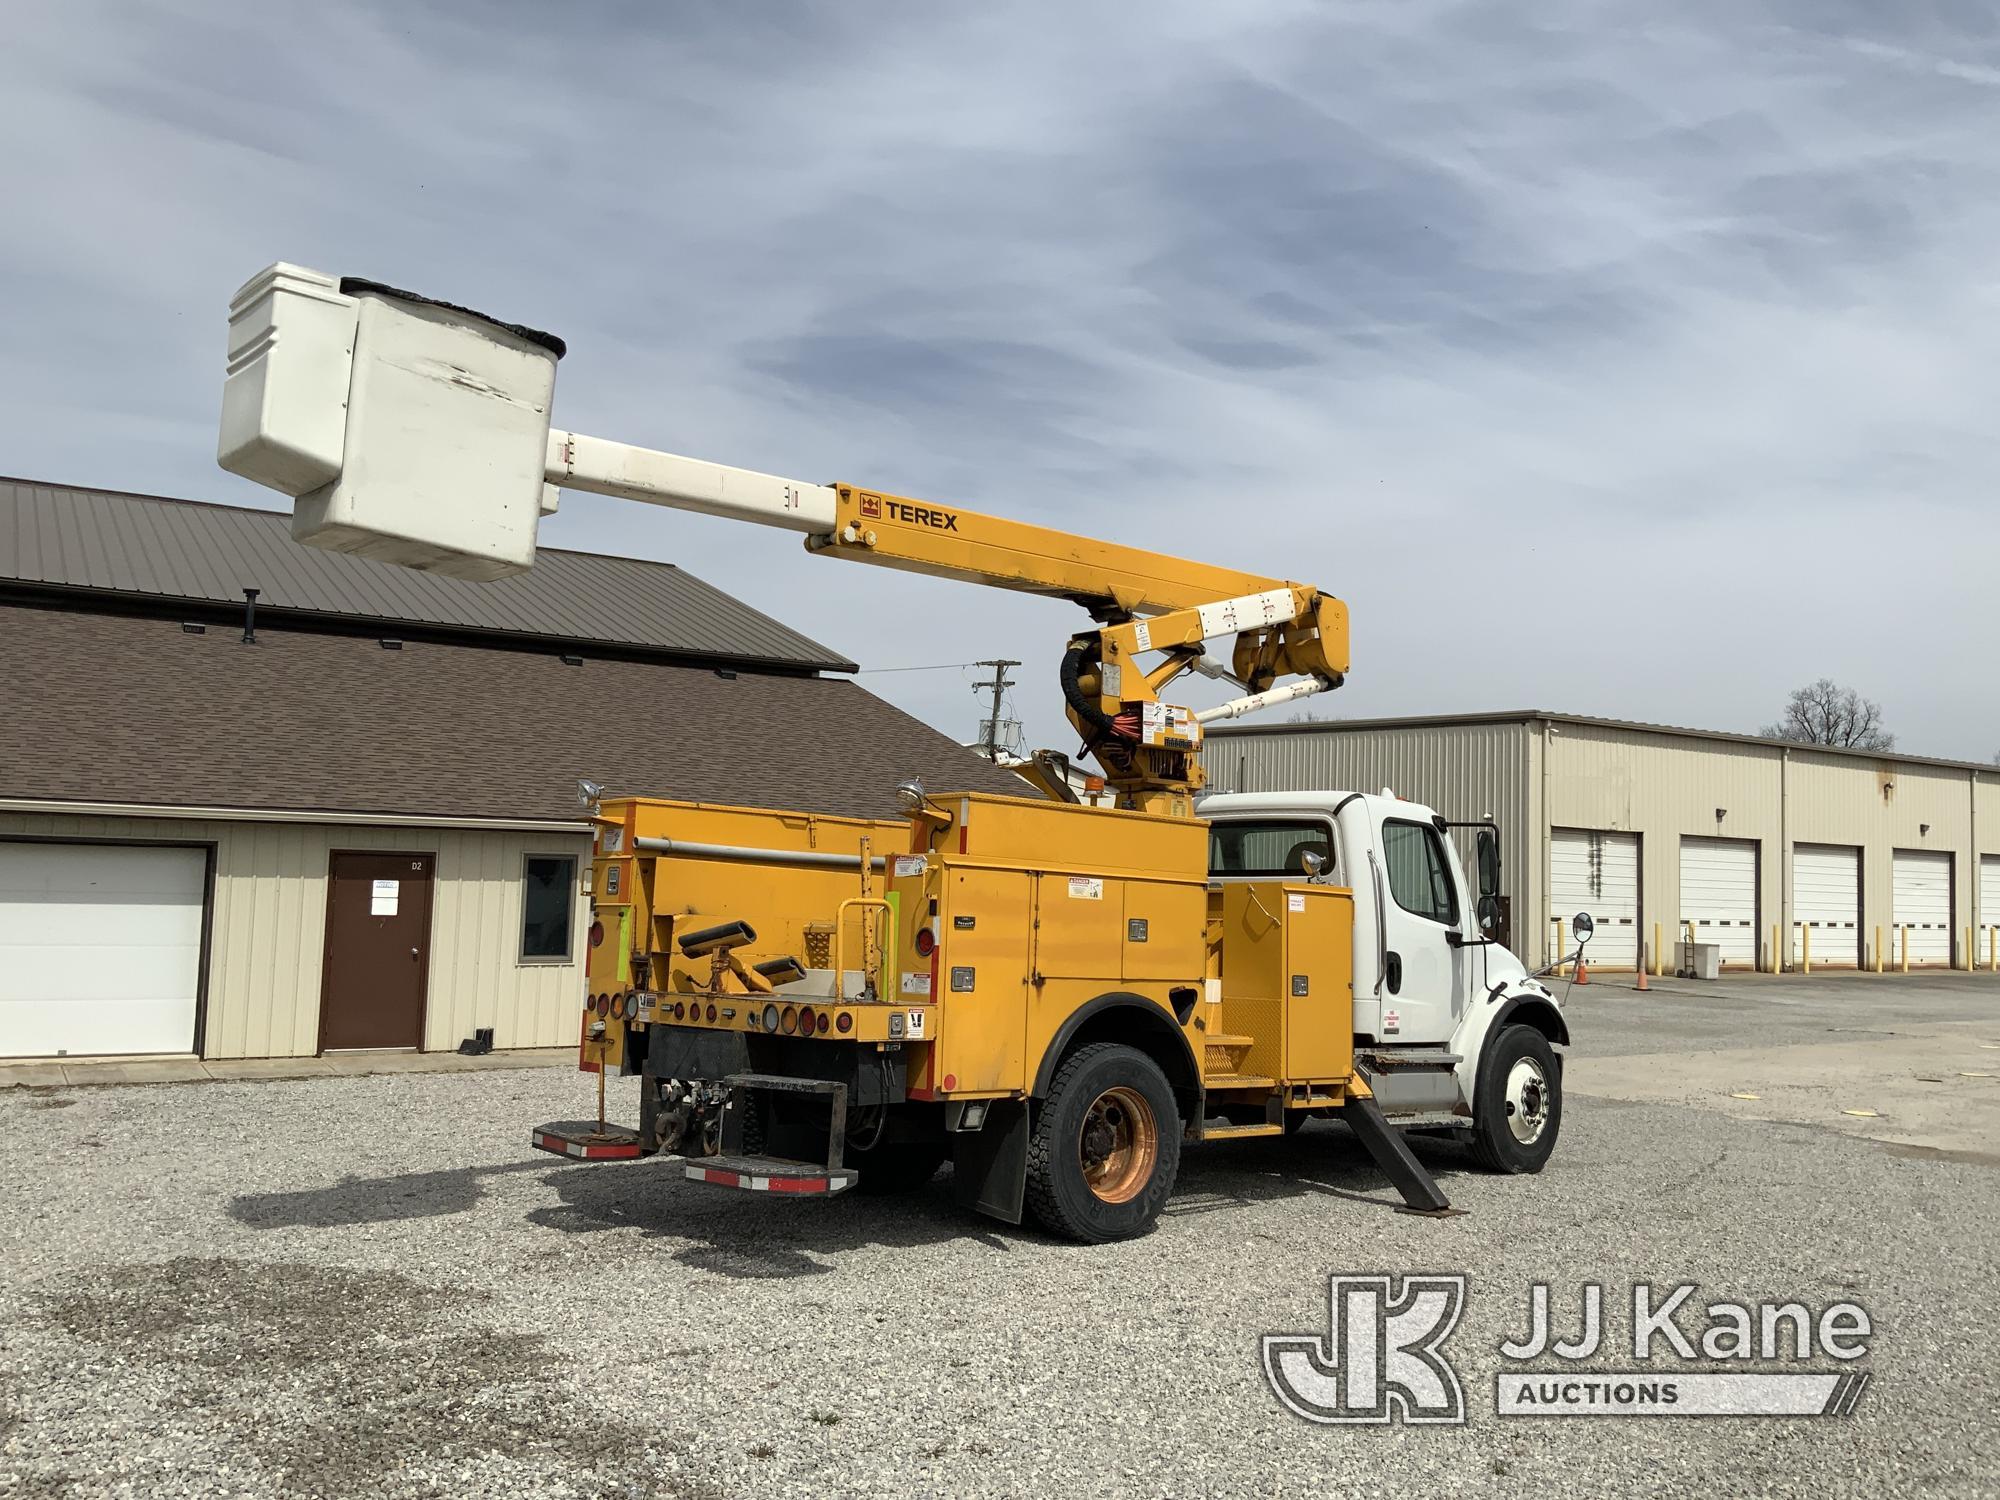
left=320, top=852, right=435, bottom=1051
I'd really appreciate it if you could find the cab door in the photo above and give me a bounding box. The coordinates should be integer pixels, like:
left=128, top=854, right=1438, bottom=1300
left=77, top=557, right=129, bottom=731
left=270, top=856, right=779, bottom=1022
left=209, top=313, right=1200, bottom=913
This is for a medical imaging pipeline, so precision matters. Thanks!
left=1368, top=814, right=1466, bottom=1045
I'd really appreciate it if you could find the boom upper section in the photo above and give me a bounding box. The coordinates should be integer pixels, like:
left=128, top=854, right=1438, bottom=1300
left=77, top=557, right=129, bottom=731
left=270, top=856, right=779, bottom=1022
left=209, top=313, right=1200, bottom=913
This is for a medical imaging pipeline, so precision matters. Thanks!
left=216, top=265, right=1348, bottom=815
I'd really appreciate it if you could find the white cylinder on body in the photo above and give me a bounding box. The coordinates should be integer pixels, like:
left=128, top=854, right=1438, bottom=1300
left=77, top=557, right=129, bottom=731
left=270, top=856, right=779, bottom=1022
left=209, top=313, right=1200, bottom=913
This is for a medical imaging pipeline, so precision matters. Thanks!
left=546, top=431, right=839, bottom=535
left=1193, top=676, right=1334, bottom=725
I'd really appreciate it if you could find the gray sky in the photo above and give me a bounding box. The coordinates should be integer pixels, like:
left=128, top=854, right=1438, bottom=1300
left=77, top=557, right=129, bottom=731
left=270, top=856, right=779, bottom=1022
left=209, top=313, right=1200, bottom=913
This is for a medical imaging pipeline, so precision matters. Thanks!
left=6, top=1, right=1997, bottom=760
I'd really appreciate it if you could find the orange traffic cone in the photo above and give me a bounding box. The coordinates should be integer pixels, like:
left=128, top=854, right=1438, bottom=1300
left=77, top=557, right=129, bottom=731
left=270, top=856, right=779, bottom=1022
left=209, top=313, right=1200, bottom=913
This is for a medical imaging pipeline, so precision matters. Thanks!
left=1575, top=958, right=1589, bottom=985
left=1635, top=965, right=1649, bottom=992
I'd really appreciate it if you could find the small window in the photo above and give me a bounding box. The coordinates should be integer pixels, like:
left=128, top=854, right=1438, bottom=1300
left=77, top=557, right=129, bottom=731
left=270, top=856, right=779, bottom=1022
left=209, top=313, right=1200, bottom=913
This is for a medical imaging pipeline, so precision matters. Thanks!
left=1209, top=819, right=1337, bottom=880
left=1381, top=820, right=1458, bottom=926
left=521, top=855, right=577, bottom=961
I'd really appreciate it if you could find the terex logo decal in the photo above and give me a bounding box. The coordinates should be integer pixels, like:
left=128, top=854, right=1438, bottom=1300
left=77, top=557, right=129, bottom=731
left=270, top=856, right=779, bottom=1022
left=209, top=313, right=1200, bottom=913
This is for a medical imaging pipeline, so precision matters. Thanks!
left=864, top=496, right=956, bottom=532
left=858, top=493, right=882, bottom=519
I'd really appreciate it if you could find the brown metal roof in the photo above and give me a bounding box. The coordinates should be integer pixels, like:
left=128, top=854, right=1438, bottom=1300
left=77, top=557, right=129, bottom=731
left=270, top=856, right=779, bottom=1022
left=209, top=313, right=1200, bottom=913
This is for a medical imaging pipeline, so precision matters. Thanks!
left=0, top=478, right=854, bottom=673
left=0, top=601, right=1028, bottom=823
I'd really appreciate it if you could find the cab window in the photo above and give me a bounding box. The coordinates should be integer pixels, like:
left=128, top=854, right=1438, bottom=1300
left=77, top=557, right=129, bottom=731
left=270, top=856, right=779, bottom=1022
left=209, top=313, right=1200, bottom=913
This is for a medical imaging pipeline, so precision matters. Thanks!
left=1208, top=819, right=1336, bottom=880
left=1382, top=820, right=1458, bottom=926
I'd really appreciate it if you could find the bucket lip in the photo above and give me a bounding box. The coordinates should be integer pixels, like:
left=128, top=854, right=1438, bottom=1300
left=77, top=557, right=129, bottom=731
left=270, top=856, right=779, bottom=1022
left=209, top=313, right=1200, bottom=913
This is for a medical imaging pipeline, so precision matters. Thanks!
left=339, top=276, right=567, bottom=359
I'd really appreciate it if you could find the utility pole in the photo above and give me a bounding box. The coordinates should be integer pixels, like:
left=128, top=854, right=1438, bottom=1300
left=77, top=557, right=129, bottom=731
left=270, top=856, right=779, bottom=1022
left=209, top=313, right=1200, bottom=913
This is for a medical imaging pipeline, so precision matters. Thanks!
left=972, top=659, right=1021, bottom=759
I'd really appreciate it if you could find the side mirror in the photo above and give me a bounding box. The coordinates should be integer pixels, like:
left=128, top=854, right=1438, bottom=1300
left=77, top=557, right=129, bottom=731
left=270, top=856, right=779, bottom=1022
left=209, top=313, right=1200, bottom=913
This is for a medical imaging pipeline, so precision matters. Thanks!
left=1477, top=893, right=1500, bottom=934
left=1572, top=911, right=1595, bottom=945
left=1475, top=828, right=1500, bottom=897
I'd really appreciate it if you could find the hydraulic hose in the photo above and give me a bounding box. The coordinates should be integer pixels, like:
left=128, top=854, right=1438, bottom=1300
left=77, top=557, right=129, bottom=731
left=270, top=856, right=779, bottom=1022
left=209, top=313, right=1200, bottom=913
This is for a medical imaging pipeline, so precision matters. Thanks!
left=1060, top=638, right=1122, bottom=740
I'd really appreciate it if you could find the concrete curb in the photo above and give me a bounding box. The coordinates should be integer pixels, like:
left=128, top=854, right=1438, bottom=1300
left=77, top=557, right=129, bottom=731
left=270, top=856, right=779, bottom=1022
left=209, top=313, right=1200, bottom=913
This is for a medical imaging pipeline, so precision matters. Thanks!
left=0, top=1047, right=576, bottom=1090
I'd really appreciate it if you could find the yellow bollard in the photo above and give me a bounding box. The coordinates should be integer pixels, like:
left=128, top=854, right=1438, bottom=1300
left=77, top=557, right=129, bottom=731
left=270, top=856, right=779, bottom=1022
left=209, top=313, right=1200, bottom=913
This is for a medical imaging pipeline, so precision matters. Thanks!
left=1990, top=926, right=1997, bottom=972
left=1966, top=927, right=1974, bottom=973
left=1873, top=925, right=1883, bottom=974
left=1900, top=924, right=1910, bottom=974
left=1802, top=923, right=1811, bottom=975
left=1653, top=921, right=1663, bottom=977
left=1550, top=917, right=1564, bottom=975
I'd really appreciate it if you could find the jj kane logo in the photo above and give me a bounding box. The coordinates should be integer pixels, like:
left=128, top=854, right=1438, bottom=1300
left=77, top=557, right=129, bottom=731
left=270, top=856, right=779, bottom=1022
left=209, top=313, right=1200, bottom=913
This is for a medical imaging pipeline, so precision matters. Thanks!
left=1264, top=1277, right=1873, bottom=1425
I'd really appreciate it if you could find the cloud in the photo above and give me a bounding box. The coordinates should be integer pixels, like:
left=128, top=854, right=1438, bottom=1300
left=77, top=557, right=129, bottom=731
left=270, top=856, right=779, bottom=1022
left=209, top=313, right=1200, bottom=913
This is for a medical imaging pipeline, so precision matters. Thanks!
left=2, top=0, right=1996, bottom=758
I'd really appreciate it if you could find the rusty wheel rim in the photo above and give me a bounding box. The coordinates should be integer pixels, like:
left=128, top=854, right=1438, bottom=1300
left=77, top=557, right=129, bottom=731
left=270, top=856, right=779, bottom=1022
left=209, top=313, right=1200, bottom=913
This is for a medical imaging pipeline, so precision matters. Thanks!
left=1079, top=1085, right=1158, bottom=1204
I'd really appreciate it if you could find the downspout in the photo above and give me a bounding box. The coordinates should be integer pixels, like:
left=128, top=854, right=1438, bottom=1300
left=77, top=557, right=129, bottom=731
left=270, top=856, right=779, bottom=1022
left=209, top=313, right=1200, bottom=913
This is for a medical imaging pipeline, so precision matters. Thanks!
left=1971, top=768, right=1979, bottom=969
left=1780, top=745, right=1790, bottom=973
left=1539, top=717, right=1552, bottom=969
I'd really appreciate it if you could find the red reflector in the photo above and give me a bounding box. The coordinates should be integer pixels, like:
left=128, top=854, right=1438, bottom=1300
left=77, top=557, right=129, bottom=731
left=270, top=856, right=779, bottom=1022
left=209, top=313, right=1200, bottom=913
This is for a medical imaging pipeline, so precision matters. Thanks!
left=836, top=1011, right=853, bottom=1033
left=672, top=1001, right=685, bottom=1021
left=595, top=994, right=610, bottom=1018
left=706, top=1003, right=718, bottom=1023
left=817, top=1011, right=832, bottom=1034
left=914, top=927, right=936, bottom=958
left=799, top=1006, right=816, bottom=1036
left=589, top=919, right=604, bottom=949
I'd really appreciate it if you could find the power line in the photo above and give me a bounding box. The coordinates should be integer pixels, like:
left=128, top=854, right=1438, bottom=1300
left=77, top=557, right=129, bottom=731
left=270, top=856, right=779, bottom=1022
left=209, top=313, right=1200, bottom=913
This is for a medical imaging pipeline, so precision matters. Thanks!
left=853, top=661, right=981, bottom=674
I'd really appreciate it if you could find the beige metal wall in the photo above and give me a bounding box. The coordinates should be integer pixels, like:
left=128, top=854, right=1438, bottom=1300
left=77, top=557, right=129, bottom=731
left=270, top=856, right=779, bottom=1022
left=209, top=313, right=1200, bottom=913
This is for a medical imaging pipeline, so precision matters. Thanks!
left=0, top=810, right=591, bottom=1058
left=1545, top=724, right=1998, bottom=970
left=1547, top=722, right=1783, bottom=968
left=1211, top=716, right=2000, bottom=973
left=1205, top=721, right=1536, bottom=953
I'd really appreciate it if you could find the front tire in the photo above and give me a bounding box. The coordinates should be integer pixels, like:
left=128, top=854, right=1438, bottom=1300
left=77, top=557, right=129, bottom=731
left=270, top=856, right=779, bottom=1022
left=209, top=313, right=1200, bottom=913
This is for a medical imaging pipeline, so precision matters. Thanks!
left=1025, top=1043, right=1181, bottom=1242
left=1469, top=1023, right=1562, bottom=1173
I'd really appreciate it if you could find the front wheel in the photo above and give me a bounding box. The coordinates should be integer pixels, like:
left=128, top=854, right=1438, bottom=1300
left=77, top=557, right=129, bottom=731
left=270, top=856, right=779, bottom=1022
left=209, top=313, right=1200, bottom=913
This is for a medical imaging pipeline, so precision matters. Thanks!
left=1025, top=1043, right=1181, bottom=1242
left=1469, top=1023, right=1562, bottom=1173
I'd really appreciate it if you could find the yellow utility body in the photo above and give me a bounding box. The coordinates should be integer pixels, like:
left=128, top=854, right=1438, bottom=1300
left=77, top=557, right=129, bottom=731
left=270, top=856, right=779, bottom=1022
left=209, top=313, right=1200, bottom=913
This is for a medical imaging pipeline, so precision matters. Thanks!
left=214, top=263, right=1580, bottom=1241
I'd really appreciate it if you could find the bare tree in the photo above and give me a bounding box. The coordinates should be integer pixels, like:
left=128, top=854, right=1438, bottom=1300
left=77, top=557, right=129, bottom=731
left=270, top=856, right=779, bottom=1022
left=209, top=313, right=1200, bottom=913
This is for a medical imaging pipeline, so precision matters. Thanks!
left=1761, top=680, right=1894, bottom=750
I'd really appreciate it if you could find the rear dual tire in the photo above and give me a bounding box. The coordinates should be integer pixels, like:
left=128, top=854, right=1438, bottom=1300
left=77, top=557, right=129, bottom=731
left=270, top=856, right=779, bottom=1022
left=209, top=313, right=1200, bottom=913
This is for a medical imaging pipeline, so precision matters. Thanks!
left=1025, top=1043, right=1181, bottom=1243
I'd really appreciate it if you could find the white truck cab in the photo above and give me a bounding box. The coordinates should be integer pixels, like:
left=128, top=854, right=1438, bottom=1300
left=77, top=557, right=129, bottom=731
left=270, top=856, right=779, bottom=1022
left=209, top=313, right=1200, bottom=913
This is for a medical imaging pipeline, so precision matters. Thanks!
left=1203, top=789, right=1576, bottom=1173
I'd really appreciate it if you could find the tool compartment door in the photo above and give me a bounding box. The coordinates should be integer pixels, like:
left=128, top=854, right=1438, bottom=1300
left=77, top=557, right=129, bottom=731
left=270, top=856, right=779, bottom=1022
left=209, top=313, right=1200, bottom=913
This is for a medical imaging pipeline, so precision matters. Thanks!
left=1282, top=885, right=1354, bottom=1082
left=937, top=865, right=1031, bottom=1093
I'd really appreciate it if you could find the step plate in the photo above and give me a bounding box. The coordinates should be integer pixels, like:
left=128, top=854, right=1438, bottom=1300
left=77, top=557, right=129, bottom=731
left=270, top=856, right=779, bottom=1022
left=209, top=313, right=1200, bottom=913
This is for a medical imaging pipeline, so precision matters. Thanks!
left=531, top=1121, right=644, bottom=1161
left=686, top=1154, right=859, bottom=1195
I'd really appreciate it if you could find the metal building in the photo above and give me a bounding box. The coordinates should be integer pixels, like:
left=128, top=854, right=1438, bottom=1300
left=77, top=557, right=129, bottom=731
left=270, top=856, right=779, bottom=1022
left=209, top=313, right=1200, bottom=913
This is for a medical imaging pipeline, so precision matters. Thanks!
left=0, top=480, right=1026, bottom=1062
left=1204, top=712, right=2000, bottom=973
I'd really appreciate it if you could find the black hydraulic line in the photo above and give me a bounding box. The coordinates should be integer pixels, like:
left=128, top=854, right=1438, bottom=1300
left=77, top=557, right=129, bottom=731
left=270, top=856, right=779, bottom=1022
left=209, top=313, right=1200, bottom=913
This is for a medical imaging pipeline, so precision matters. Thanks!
left=1060, top=638, right=1120, bottom=738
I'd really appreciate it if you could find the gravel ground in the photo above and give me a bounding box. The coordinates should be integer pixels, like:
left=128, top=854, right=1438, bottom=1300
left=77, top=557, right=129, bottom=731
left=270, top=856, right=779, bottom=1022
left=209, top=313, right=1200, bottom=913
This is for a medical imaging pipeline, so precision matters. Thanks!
left=2, top=978, right=1996, bottom=1499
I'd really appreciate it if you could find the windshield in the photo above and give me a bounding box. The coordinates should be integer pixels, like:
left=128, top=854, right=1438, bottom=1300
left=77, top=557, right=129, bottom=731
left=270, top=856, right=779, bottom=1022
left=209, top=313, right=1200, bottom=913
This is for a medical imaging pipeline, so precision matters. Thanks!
left=1208, top=818, right=1337, bottom=880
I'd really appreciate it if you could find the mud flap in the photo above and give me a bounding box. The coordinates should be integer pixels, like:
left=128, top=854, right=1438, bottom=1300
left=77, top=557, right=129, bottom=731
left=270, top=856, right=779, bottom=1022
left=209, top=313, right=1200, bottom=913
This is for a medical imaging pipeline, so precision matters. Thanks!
left=951, top=1098, right=1029, bottom=1225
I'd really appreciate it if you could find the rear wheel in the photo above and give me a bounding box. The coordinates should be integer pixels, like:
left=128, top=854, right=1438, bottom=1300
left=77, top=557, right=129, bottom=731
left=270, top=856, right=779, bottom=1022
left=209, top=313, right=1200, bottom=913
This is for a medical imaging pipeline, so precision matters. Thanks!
left=1025, top=1043, right=1181, bottom=1242
left=1469, top=1023, right=1561, bottom=1173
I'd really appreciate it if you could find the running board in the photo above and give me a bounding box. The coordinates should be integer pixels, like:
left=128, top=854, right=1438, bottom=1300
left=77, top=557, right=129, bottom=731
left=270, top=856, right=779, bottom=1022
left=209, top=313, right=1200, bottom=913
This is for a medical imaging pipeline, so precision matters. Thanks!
left=1343, top=1094, right=1454, bottom=1215
left=1201, top=1121, right=1284, bottom=1141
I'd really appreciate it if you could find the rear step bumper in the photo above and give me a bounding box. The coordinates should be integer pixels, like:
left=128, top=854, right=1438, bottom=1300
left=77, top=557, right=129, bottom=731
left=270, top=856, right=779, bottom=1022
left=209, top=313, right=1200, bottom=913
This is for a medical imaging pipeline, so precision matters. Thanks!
left=685, top=1154, right=859, bottom=1195
left=531, top=1120, right=644, bottom=1161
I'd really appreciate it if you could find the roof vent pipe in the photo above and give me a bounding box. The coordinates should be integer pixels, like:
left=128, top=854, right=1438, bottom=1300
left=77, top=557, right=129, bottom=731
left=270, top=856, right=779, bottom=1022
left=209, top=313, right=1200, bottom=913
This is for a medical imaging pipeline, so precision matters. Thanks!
left=241, top=587, right=259, bottom=644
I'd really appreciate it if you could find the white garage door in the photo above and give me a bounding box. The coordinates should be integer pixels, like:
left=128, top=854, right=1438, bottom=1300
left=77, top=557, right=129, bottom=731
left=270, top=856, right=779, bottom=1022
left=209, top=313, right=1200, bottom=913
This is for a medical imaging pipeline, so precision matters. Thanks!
left=1892, top=850, right=1952, bottom=966
left=1551, top=828, right=1639, bottom=969
left=1983, top=856, right=2000, bottom=969
left=1792, top=844, right=1861, bottom=968
left=1681, top=837, right=1759, bottom=967
left=0, top=842, right=204, bottom=1058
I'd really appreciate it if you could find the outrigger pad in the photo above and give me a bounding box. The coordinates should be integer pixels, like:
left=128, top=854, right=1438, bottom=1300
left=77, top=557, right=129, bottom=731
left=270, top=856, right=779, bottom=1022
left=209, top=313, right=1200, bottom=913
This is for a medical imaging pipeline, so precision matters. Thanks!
left=1342, top=1096, right=1453, bottom=1214
left=679, top=920, right=757, bottom=957
left=531, top=1121, right=643, bottom=1161
left=753, top=955, right=808, bottom=985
